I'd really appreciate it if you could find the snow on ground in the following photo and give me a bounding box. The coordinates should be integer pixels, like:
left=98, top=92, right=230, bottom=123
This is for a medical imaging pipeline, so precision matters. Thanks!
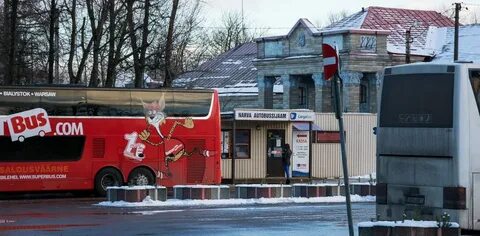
left=358, top=220, right=459, bottom=228
left=97, top=195, right=375, bottom=208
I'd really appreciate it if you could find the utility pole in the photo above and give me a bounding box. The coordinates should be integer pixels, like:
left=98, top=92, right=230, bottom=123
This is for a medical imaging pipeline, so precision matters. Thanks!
left=405, top=28, right=411, bottom=64
left=454, top=2, right=461, bottom=61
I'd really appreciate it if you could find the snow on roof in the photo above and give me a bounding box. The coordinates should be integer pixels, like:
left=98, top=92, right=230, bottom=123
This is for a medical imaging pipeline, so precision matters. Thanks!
left=174, top=42, right=257, bottom=93
left=286, top=18, right=321, bottom=37
left=301, top=18, right=321, bottom=34
left=430, top=24, right=480, bottom=63
left=321, top=10, right=368, bottom=32
left=323, top=6, right=455, bottom=56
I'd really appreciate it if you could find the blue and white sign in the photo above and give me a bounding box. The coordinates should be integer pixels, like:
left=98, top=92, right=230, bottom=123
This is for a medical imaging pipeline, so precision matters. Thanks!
left=290, top=111, right=315, bottom=121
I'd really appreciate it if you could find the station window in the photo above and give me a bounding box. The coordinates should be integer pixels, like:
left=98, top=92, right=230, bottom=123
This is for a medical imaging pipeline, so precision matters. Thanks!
left=299, top=86, right=307, bottom=107
left=221, top=129, right=251, bottom=159
left=360, top=83, right=368, bottom=104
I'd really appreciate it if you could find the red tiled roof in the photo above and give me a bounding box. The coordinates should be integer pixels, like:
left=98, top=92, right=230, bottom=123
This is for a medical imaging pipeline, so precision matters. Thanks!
left=323, top=6, right=455, bottom=55
left=361, top=6, right=454, bottom=30
left=361, top=6, right=455, bottom=55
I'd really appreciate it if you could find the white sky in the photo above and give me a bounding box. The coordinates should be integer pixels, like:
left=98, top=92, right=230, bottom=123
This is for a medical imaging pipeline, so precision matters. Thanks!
left=202, top=0, right=478, bottom=36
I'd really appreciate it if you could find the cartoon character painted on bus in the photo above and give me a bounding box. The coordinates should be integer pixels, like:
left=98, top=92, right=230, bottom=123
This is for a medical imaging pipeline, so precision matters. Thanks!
left=122, top=93, right=209, bottom=176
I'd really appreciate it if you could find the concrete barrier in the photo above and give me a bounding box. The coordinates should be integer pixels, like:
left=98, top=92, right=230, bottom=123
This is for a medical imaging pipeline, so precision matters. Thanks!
left=358, top=221, right=460, bottom=236
left=173, top=185, right=230, bottom=200
left=350, top=183, right=376, bottom=196
left=107, top=186, right=167, bottom=202
left=235, top=184, right=292, bottom=199
left=292, top=184, right=340, bottom=198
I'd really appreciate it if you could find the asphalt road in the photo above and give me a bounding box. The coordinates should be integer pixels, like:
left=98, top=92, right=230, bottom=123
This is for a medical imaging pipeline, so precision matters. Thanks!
left=0, top=198, right=375, bottom=236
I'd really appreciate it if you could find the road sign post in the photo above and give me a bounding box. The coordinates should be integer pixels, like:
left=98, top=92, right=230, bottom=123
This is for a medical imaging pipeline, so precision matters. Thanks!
left=322, top=43, right=354, bottom=236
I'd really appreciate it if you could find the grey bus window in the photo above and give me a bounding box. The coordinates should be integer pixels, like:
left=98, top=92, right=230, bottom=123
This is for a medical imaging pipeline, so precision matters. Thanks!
left=469, top=70, right=480, bottom=114
left=86, top=90, right=131, bottom=116
left=40, top=90, right=86, bottom=116
left=172, top=92, right=212, bottom=117
left=131, top=91, right=175, bottom=117
left=0, top=89, right=40, bottom=115
left=380, top=73, right=454, bottom=128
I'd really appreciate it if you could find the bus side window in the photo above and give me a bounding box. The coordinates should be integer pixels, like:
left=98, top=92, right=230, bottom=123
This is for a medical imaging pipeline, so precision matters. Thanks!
left=470, top=70, right=480, bottom=113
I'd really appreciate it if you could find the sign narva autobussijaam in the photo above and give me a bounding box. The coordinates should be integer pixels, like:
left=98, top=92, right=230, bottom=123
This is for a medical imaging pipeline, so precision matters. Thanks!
left=235, top=110, right=315, bottom=121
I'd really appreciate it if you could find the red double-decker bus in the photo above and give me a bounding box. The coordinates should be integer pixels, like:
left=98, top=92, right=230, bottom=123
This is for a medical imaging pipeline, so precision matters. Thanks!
left=0, top=87, right=221, bottom=196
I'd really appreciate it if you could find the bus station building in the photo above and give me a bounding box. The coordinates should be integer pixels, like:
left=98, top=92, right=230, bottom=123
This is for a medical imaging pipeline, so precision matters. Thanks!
left=174, top=6, right=457, bottom=183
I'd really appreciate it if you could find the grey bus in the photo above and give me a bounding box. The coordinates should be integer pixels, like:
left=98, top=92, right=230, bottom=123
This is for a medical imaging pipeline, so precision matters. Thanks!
left=376, top=62, right=480, bottom=230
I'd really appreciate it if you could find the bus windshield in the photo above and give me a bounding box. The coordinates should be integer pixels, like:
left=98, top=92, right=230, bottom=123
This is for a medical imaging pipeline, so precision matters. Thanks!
left=379, top=73, right=454, bottom=128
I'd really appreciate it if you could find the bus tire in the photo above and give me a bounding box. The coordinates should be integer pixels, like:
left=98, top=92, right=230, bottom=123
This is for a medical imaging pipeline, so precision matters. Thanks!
left=128, top=168, right=155, bottom=186
left=94, top=168, right=123, bottom=197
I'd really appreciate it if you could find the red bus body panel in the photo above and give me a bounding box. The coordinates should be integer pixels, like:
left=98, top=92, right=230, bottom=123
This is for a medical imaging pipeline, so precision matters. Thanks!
left=0, top=90, right=221, bottom=192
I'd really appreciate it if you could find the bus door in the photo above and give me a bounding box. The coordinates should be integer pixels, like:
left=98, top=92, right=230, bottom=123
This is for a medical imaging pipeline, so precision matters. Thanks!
left=266, top=129, right=285, bottom=178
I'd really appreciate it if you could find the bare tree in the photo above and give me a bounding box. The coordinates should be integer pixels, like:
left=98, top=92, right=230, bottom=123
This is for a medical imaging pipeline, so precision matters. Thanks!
left=126, top=0, right=151, bottom=88
left=86, top=0, right=108, bottom=87
left=172, top=0, right=202, bottom=72
left=209, top=12, right=245, bottom=56
left=0, top=0, right=208, bottom=87
left=327, top=10, right=350, bottom=25
left=65, top=0, right=93, bottom=84
left=47, top=0, right=57, bottom=84
left=163, top=0, right=178, bottom=88
left=206, top=11, right=263, bottom=58
left=3, top=0, right=19, bottom=85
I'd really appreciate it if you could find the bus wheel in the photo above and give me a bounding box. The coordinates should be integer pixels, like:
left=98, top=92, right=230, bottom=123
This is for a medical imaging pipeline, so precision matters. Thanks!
left=94, top=168, right=123, bottom=197
left=128, top=168, right=155, bottom=186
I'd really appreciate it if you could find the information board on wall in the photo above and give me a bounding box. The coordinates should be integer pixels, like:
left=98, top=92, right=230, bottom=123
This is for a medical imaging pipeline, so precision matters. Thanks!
left=292, top=130, right=310, bottom=177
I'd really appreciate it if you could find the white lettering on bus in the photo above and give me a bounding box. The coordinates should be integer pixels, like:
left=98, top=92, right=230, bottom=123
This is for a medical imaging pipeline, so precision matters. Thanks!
left=55, top=122, right=84, bottom=135
left=1, top=91, right=56, bottom=97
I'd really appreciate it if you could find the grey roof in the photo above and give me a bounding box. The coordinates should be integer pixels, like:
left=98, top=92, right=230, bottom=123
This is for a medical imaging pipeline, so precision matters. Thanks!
left=174, top=43, right=257, bottom=90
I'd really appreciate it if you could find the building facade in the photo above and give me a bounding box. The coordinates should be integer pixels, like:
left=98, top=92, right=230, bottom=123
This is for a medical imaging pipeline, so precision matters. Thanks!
left=255, top=7, right=454, bottom=113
